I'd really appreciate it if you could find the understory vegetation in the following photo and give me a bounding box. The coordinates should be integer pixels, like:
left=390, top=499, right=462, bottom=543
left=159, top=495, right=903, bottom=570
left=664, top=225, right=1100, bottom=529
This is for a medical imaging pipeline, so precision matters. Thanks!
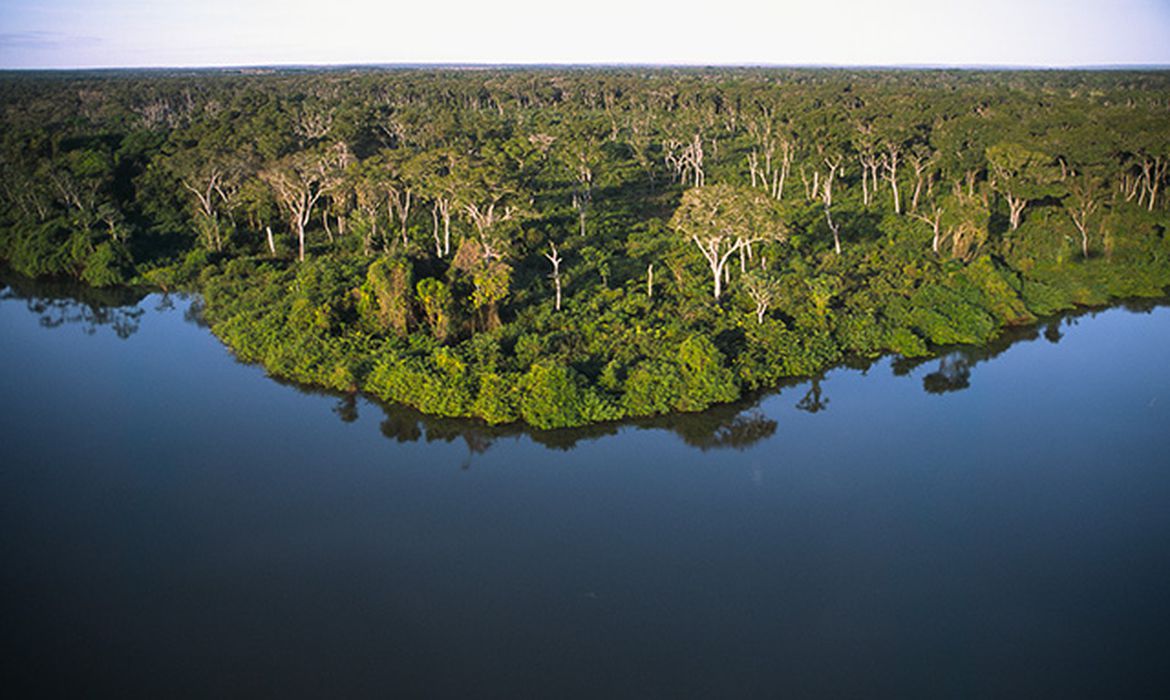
left=2, top=68, right=1169, bottom=427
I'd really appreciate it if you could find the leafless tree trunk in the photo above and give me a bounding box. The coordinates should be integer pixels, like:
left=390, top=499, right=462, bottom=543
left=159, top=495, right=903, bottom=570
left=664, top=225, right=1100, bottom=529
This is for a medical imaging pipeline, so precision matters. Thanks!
left=744, top=274, right=778, bottom=324
left=261, top=151, right=339, bottom=261
left=908, top=151, right=933, bottom=213
left=388, top=186, right=412, bottom=246
left=883, top=144, right=902, bottom=214
left=858, top=153, right=872, bottom=206
left=1067, top=174, right=1102, bottom=258
left=180, top=168, right=232, bottom=251
left=262, top=172, right=324, bottom=261
left=1140, top=156, right=1166, bottom=211
left=1005, top=192, right=1027, bottom=231
left=772, top=138, right=793, bottom=200
left=463, top=198, right=514, bottom=261
left=912, top=205, right=944, bottom=254
left=436, top=197, right=453, bottom=256
left=824, top=204, right=842, bottom=256
left=664, top=133, right=705, bottom=187
left=431, top=201, right=443, bottom=256
left=692, top=233, right=746, bottom=300
left=544, top=241, right=563, bottom=311
left=322, top=209, right=334, bottom=243
left=822, top=156, right=842, bottom=208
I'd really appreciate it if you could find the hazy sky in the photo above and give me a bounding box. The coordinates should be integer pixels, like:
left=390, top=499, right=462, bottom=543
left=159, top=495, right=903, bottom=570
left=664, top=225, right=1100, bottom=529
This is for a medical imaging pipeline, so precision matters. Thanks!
left=2, top=0, right=1169, bottom=69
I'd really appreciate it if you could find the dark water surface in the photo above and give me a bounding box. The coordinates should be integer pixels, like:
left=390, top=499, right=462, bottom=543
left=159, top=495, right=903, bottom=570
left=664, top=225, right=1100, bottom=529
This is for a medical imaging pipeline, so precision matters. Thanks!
left=2, top=273, right=1169, bottom=698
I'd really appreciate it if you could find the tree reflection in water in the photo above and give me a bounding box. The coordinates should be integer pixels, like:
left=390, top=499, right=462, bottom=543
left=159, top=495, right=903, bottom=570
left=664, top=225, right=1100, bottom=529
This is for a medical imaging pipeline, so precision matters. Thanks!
left=360, top=393, right=778, bottom=461
left=796, top=377, right=829, bottom=413
left=9, top=261, right=1163, bottom=462
left=1, top=266, right=148, bottom=338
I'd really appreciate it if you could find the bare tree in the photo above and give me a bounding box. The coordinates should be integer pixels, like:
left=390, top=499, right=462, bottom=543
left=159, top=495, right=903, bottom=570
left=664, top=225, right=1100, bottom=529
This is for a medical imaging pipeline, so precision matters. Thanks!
left=857, top=151, right=882, bottom=207
left=1066, top=172, right=1102, bottom=258
left=908, top=148, right=935, bottom=213
left=821, top=156, right=843, bottom=208
left=664, top=133, right=705, bottom=187
left=821, top=159, right=844, bottom=255
left=261, top=150, right=341, bottom=261
left=294, top=106, right=334, bottom=142
left=180, top=168, right=233, bottom=251
left=387, top=185, right=413, bottom=246
left=912, top=203, right=944, bottom=255
left=743, top=266, right=781, bottom=324
left=354, top=179, right=386, bottom=255
left=544, top=241, right=563, bottom=311
left=824, top=205, right=842, bottom=256
left=883, top=141, right=902, bottom=214
left=463, top=197, right=515, bottom=262
left=772, top=137, right=794, bottom=201
left=1138, top=155, right=1167, bottom=211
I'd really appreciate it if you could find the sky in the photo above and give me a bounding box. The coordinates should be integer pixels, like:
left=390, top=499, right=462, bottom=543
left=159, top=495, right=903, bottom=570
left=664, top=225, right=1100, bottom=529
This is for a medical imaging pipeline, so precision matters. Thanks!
left=1, top=0, right=1169, bottom=69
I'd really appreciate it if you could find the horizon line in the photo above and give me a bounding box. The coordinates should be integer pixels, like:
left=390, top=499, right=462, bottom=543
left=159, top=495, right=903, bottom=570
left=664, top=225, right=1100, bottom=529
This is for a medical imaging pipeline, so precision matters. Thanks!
left=3, top=60, right=1170, bottom=73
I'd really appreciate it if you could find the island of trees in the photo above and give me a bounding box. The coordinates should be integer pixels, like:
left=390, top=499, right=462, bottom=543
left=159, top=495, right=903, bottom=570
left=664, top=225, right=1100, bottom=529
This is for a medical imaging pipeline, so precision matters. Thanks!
left=1, top=67, right=1168, bottom=428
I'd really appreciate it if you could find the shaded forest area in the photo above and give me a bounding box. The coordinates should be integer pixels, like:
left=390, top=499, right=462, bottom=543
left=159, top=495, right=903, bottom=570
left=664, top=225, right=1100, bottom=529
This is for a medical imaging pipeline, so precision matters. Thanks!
left=2, top=67, right=1168, bottom=427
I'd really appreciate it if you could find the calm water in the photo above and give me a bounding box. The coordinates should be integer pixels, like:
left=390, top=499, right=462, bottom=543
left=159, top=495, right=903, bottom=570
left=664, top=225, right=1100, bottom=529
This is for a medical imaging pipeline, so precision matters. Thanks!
left=2, top=272, right=1169, bottom=698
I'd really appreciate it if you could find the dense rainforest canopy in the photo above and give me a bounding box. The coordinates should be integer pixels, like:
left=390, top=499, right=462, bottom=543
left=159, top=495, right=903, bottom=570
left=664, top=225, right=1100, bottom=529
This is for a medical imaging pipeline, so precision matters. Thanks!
left=1, top=67, right=1168, bottom=428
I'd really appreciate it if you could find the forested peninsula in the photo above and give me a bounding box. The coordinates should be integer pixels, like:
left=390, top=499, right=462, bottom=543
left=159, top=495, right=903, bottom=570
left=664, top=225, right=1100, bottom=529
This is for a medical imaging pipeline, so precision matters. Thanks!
left=2, top=68, right=1168, bottom=428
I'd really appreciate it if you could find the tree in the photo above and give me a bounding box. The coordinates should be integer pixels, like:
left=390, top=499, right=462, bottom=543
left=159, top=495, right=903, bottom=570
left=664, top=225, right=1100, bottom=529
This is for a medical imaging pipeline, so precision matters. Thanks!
left=907, top=145, right=935, bottom=213
left=559, top=137, right=602, bottom=238
left=1066, top=171, right=1102, bottom=259
left=452, top=238, right=513, bottom=331
left=742, top=267, right=781, bottom=324
left=986, top=142, right=1061, bottom=231
left=544, top=241, right=563, bottom=311
left=358, top=255, right=412, bottom=336
left=176, top=158, right=244, bottom=252
left=821, top=156, right=844, bottom=254
left=664, top=133, right=705, bottom=187
left=669, top=184, right=787, bottom=300
left=883, top=138, right=903, bottom=215
left=261, top=145, right=347, bottom=260
left=462, top=196, right=516, bottom=262
left=912, top=203, right=944, bottom=255
left=416, top=277, right=453, bottom=341
left=412, top=149, right=462, bottom=257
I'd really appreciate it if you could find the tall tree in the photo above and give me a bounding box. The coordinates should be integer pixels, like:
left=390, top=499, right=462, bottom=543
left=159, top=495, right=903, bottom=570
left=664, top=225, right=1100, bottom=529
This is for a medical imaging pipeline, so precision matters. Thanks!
left=261, top=145, right=347, bottom=261
left=669, top=184, right=787, bottom=300
left=986, top=142, right=1062, bottom=231
left=1066, top=171, right=1103, bottom=259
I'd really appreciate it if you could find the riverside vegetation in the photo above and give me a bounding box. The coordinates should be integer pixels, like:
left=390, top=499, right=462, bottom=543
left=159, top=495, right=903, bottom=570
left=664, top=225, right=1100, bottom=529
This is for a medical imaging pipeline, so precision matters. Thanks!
left=1, top=68, right=1168, bottom=428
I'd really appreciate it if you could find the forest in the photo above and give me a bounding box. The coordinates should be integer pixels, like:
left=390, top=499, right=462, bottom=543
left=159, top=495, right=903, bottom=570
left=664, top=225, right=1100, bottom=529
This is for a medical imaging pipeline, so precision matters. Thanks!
left=1, top=67, right=1168, bottom=428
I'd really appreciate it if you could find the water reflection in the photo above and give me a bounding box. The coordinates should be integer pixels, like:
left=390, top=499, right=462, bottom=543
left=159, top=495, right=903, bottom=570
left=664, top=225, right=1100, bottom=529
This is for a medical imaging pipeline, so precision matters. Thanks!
left=886, top=313, right=1084, bottom=396
left=257, top=297, right=1170, bottom=457
left=796, top=377, right=829, bottom=413
left=0, top=266, right=149, bottom=339
left=372, top=396, right=777, bottom=455
left=318, top=383, right=778, bottom=458
left=5, top=262, right=1165, bottom=457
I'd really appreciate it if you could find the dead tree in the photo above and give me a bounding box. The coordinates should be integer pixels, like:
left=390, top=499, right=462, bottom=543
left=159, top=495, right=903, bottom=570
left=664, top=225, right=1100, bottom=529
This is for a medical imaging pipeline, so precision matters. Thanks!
left=883, top=142, right=902, bottom=214
left=544, top=241, right=563, bottom=311
left=1067, top=173, right=1102, bottom=258
left=908, top=149, right=934, bottom=212
left=912, top=204, right=944, bottom=255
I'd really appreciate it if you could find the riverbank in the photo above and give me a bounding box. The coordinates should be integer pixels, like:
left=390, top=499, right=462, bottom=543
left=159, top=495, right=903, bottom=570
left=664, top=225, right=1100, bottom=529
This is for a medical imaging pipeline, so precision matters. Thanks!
left=192, top=210, right=1170, bottom=429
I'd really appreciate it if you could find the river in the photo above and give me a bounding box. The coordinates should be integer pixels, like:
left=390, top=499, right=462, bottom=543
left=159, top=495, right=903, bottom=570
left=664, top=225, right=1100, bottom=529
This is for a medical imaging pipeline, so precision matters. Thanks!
left=2, top=271, right=1169, bottom=698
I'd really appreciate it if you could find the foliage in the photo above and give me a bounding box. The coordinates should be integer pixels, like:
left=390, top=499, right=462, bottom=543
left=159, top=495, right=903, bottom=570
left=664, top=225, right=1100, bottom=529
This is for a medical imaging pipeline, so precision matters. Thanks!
left=2, top=67, right=1169, bottom=427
